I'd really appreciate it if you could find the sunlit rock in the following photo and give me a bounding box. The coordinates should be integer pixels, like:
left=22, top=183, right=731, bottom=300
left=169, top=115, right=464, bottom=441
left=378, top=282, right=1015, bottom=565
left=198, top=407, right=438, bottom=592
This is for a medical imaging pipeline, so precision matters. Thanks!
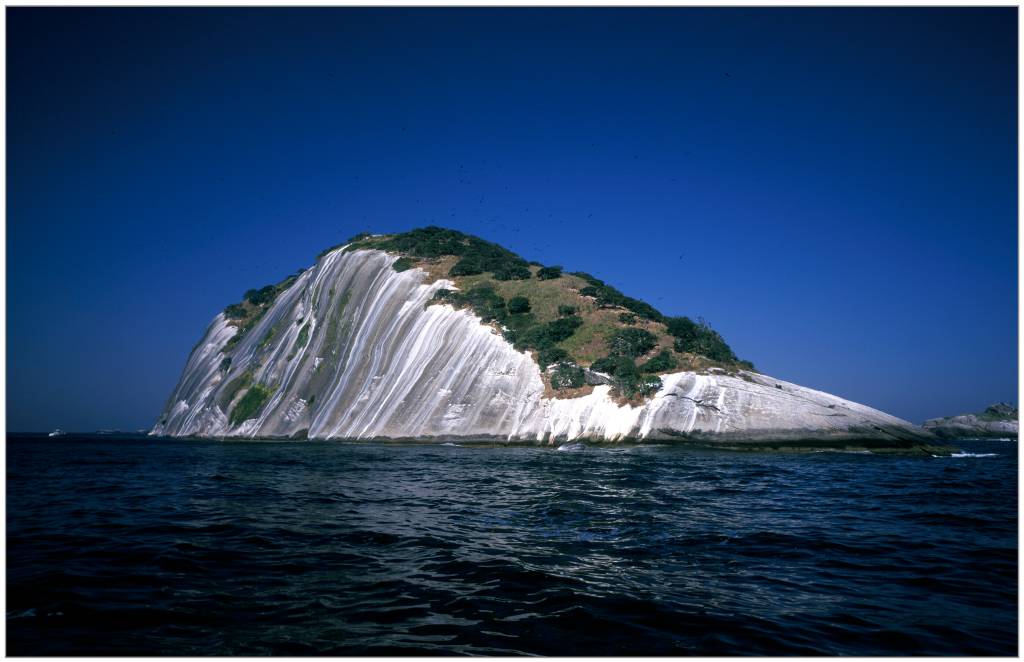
left=153, top=246, right=934, bottom=448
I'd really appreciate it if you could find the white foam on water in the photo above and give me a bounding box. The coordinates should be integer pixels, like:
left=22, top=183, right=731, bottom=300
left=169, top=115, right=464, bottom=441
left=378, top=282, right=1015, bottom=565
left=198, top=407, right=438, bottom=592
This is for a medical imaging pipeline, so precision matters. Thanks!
left=950, top=452, right=999, bottom=458
left=812, top=449, right=873, bottom=454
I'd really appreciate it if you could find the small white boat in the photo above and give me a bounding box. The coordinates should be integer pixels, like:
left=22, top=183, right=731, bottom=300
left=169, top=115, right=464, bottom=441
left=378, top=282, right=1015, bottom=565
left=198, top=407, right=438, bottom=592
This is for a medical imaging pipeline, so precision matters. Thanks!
left=48, top=429, right=65, bottom=437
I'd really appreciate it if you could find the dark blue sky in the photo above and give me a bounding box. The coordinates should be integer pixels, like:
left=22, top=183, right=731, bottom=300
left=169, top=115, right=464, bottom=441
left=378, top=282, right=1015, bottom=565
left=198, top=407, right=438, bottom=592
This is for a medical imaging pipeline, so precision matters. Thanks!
left=8, top=7, right=1017, bottom=432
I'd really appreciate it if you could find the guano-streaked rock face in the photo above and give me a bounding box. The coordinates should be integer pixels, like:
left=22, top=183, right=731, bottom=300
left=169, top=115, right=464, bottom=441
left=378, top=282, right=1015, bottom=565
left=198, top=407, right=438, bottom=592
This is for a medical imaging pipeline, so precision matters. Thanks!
left=153, top=246, right=933, bottom=446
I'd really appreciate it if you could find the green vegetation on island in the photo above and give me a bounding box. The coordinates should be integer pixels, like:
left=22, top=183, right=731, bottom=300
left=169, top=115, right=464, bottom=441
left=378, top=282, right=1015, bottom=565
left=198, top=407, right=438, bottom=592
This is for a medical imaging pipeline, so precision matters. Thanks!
left=224, top=226, right=755, bottom=403
left=350, top=227, right=753, bottom=399
left=507, top=296, right=531, bottom=314
left=286, top=321, right=311, bottom=361
left=550, top=361, right=586, bottom=389
left=222, top=270, right=304, bottom=349
left=352, top=226, right=534, bottom=281
left=392, top=256, right=415, bottom=272
left=229, top=383, right=275, bottom=426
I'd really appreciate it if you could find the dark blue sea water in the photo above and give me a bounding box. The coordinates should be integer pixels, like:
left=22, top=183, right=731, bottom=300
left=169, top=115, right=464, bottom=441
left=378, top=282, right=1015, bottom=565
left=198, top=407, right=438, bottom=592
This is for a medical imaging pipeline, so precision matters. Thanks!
left=6, top=434, right=1018, bottom=655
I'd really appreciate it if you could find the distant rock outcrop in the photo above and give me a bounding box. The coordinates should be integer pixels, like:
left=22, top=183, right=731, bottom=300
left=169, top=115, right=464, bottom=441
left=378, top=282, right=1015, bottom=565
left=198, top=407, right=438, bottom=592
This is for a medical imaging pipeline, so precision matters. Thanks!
left=923, top=403, right=1018, bottom=440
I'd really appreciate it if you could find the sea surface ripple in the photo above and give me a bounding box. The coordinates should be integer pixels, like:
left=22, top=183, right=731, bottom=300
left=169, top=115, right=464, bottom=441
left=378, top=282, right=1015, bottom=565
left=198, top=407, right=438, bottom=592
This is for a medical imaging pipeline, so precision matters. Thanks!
left=7, top=435, right=1017, bottom=655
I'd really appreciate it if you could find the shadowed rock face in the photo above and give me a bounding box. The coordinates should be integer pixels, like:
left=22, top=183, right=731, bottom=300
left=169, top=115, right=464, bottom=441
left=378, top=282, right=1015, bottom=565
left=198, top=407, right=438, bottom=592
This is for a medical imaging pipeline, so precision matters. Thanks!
left=924, top=403, right=1019, bottom=440
left=153, top=247, right=933, bottom=446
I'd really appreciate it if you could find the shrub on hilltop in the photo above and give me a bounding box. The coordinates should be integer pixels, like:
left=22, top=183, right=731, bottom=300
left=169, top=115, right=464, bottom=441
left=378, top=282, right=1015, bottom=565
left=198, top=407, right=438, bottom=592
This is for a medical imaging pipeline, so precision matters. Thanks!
left=432, top=285, right=508, bottom=323
left=392, top=256, right=415, bottom=272
left=537, top=265, right=563, bottom=280
left=356, top=226, right=533, bottom=281
left=608, top=327, right=658, bottom=358
left=551, top=362, right=585, bottom=389
left=492, top=263, right=532, bottom=281
left=537, top=347, right=569, bottom=367
left=588, top=354, right=662, bottom=399
left=244, top=285, right=278, bottom=307
left=224, top=303, right=248, bottom=319
left=665, top=316, right=738, bottom=363
left=508, top=296, right=531, bottom=314
left=571, top=272, right=664, bottom=322
left=515, top=318, right=578, bottom=348
left=640, top=350, right=678, bottom=374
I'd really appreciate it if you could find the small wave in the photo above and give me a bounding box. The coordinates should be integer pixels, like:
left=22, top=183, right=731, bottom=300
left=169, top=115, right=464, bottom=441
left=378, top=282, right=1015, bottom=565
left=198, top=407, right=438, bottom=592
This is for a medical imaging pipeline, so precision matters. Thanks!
left=440, top=442, right=462, bottom=447
left=933, top=452, right=1000, bottom=458
left=556, top=442, right=586, bottom=452
left=812, top=449, right=873, bottom=454
left=8, top=608, right=36, bottom=620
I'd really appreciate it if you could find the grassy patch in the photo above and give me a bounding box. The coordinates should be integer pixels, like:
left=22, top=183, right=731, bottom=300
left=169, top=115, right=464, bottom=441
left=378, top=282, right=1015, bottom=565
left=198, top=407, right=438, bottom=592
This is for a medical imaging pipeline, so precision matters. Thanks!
left=305, top=287, right=352, bottom=400
left=456, top=269, right=593, bottom=325
left=229, top=383, right=274, bottom=426
left=258, top=322, right=282, bottom=350
left=218, top=371, right=253, bottom=410
left=323, top=288, right=352, bottom=355
left=286, top=321, right=312, bottom=361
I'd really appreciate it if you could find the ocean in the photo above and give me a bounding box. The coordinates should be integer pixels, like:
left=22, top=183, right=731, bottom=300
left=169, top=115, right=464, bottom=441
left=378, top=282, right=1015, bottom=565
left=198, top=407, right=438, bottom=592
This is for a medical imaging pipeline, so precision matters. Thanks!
left=6, top=434, right=1017, bottom=655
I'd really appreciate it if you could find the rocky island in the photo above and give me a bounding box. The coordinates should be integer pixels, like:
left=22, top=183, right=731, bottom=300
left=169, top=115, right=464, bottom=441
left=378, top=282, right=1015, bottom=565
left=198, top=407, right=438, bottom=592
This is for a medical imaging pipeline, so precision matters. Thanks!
left=923, top=403, right=1018, bottom=440
left=153, top=227, right=946, bottom=453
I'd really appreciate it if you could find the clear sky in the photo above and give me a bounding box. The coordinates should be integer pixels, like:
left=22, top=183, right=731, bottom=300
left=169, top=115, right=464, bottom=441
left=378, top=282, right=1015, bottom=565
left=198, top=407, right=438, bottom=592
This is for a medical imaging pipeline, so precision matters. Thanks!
left=7, top=7, right=1017, bottom=432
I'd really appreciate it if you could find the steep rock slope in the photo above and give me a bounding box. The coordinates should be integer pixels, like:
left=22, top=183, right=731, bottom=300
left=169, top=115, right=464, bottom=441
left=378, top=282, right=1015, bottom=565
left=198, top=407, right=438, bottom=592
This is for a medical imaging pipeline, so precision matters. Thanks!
left=153, top=245, right=933, bottom=448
